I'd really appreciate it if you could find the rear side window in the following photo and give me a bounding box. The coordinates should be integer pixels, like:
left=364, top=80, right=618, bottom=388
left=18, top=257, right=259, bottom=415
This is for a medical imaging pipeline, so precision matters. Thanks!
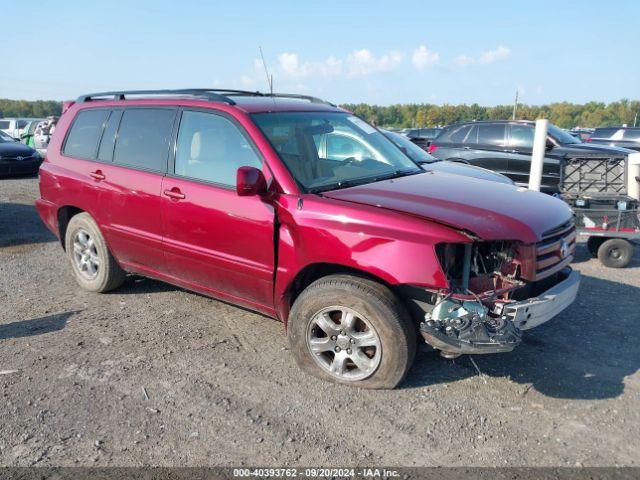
left=174, top=110, right=261, bottom=186
left=477, top=124, right=506, bottom=145
left=63, top=109, right=109, bottom=159
left=113, top=109, right=175, bottom=172
left=593, top=128, right=618, bottom=139
left=97, top=110, right=123, bottom=162
left=623, top=129, right=640, bottom=140
left=0, top=121, right=10, bottom=129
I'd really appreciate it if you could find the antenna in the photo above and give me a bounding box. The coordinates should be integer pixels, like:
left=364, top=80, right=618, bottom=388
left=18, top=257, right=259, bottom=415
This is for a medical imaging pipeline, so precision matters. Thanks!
left=259, top=46, right=273, bottom=94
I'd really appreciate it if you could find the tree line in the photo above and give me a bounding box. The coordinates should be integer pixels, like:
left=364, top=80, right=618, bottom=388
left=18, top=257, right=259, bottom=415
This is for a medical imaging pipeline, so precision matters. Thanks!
left=0, top=99, right=62, bottom=119
left=342, top=99, right=640, bottom=128
left=1, top=97, right=638, bottom=129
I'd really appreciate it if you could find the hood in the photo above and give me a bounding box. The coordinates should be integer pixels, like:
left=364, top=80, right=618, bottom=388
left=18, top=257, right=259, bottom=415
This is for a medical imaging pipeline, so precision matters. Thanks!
left=0, top=142, right=37, bottom=157
left=556, top=142, right=635, bottom=156
left=322, top=171, right=572, bottom=244
left=424, top=161, right=514, bottom=185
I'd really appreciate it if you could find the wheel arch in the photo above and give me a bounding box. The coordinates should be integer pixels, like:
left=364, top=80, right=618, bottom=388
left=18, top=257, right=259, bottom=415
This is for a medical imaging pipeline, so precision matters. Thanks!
left=278, top=262, right=399, bottom=326
left=57, top=205, right=85, bottom=250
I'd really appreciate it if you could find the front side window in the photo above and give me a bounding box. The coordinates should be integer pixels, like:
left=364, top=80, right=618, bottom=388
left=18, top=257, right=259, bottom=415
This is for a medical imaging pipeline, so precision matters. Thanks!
left=175, top=110, right=262, bottom=186
left=113, top=108, right=175, bottom=172
left=252, top=112, right=421, bottom=192
left=547, top=124, right=581, bottom=144
left=509, top=124, right=535, bottom=148
left=622, top=129, right=640, bottom=140
left=63, top=109, right=109, bottom=159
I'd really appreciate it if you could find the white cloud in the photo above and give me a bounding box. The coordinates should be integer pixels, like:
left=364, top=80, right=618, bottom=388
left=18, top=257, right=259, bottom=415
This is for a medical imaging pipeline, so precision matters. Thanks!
left=479, top=45, right=511, bottom=64
left=277, top=52, right=342, bottom=78
left=453, top=46, right=511, bottom=67
left=346, top=49, right=404, bottom=77
left=411, top=45, right=439, bottom=69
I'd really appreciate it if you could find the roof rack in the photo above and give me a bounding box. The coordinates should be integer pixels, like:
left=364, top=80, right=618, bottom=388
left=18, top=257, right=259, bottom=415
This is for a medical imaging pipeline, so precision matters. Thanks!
left=76, top=89, right=237, bottom=105
left=76, top=89, right=336, bottom=107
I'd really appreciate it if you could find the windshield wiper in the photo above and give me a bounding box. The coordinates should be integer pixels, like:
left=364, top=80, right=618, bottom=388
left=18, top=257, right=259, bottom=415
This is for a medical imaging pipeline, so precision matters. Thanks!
left=309, top=168, right=422, bottom=194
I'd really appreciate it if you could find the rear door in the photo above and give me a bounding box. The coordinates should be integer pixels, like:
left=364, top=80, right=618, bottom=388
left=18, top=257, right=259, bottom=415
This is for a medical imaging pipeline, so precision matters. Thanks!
left=161, top=109, right=275, bottom=310
left=97, top=107, right=177, bottom=272
left=464, top=123, right=510, bottom=174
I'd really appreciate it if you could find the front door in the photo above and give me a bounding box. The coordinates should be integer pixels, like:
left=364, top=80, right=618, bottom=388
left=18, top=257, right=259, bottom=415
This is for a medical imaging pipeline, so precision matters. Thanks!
left=161, top=109, right=275, bottom=311
left=507, top=123, right=560, bottom=192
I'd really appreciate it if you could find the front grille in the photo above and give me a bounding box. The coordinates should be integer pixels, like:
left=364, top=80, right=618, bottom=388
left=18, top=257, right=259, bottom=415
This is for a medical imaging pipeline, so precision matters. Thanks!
left=535, top=220, right=576, bottom=280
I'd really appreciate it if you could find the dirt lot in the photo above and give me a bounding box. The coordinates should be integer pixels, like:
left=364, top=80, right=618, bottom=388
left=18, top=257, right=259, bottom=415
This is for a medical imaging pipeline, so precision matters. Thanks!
left=0, top=176, right=638, bottom=467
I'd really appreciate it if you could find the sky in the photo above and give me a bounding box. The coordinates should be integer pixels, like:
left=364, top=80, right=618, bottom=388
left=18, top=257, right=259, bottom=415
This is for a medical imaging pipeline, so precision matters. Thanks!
left=2, top=0, right=639, bottom=106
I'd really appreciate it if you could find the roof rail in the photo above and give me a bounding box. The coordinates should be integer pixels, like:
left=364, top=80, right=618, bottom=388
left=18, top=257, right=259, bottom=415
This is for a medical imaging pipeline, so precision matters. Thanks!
left=76, top=89, right=336, bottom=107
left=263, top=93, right=335, bottom=106
left=76, top=89, right=237, bottom=105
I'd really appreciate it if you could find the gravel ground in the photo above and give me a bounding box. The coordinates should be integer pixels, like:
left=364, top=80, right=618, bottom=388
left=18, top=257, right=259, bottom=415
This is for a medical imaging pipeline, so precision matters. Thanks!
left=0, top=176, right=639, bottom=467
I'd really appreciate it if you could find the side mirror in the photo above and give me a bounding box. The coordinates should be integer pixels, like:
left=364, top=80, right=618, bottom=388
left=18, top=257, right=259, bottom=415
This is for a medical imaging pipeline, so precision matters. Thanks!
left=13, top=137, right=21, bottom=142
left=236, top=166, right=267, bottom=197
left=545, top=139, right=555, bottom=151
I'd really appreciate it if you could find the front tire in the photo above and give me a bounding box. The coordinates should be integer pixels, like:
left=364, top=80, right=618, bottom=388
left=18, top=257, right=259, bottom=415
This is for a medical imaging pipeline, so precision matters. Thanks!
left=287, top=274, right=416, bottom=389
left=65, top=212, right=126, bottom=292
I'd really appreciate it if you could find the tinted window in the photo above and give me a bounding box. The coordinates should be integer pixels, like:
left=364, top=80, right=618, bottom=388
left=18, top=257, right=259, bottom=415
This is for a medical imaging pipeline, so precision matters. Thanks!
left=113, top=109, right=175, bottom=172
left=63, top=109, right=109, bottom=159
left=593, top=128, right=618, bottom=139
left=449, top=125, right=473, bottom=143
left=175, top=111, right=261, bottom=186
left=17, top=120, right=28, bottom=129
left=97, top=110, right=122, bottom=162
left=0, top=121, right=10, bottom=129
left=510, top=124, right=534, bottom=147
left=623, top=129, right=640, bottom=140
left=477, top=124, right=506, bottom=145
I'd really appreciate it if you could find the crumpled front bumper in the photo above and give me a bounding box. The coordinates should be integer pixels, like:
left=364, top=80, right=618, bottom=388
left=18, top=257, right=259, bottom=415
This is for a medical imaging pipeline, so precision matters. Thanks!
left=503, top=268, right=580, bottom=330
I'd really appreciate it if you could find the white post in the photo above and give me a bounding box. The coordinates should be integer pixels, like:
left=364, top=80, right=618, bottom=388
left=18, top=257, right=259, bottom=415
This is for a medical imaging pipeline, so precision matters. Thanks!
left=529, top=119, right=548, bottom=191
left=627, top=152, right=640, bottom=201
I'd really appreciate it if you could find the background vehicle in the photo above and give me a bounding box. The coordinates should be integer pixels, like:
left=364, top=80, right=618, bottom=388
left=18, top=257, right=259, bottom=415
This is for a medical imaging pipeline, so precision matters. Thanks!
left=429, top=120, right=635, bottom=194
left=405, top=127, right=442, bottom=150
left=588, top=127, right=640, bottom=152
left=0, top=117, right=44, bottom=139
left=381, top=128, right=514, bottom=185
left=37, top=89, right=579, bottom=389
left=0, top=130, right=42, bottom=176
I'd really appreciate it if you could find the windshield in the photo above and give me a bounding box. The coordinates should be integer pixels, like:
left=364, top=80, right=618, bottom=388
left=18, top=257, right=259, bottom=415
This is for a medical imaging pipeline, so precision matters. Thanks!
left=548, top=124, right=581, bottom=144
left=381, top=129, right=438, bottom=163
left=252, top=112, right=422, bottom=192
left=0, top=130, right=14, bottom=143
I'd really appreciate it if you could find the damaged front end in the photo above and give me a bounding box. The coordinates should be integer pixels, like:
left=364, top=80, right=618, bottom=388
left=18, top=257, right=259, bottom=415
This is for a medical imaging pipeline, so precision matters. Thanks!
left=418, top=241, right=525, bottom=358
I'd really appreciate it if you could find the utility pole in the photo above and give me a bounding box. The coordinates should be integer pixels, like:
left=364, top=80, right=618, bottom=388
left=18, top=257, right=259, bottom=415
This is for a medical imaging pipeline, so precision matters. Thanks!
left=634, top=112, right=638, bottom=127
left=512, top=89, right=519, bottom=120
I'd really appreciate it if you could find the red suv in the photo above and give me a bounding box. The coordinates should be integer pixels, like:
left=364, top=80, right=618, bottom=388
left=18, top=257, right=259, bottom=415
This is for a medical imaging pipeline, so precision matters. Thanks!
left=36, top=89, right=580, bottom=389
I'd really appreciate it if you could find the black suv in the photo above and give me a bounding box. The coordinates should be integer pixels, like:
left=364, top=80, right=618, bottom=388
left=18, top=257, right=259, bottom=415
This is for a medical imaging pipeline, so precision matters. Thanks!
left=588, top=127, right=640, bottom=152
left=429, top=120, right=634, bottom=193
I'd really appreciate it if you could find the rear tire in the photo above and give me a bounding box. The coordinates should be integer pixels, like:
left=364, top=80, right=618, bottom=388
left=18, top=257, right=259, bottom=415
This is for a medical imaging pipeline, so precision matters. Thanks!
left=287, top=274, right=417, bottom=389
left=597, top=238, right=634, bottom=268
left=65, top=212, right=126, bottom=292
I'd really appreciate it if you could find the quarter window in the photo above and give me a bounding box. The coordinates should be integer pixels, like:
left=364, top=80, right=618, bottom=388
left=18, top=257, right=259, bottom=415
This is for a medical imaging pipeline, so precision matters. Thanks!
left=63, top=109, right=109, bottom=159
left=113, top=109, right=175, bottom=172
left=174, top=111, right=262, bottom=186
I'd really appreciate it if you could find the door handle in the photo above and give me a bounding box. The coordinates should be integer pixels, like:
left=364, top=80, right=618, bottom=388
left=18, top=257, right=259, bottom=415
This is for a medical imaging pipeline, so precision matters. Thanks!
left=89, top=170, right=105, bottom=181
left=163, top=188, right=186, bottom=200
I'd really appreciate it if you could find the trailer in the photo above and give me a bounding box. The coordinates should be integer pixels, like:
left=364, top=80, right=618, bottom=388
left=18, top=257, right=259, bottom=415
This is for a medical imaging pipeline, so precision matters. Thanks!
left=559, top=151, right=640, bottom=268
